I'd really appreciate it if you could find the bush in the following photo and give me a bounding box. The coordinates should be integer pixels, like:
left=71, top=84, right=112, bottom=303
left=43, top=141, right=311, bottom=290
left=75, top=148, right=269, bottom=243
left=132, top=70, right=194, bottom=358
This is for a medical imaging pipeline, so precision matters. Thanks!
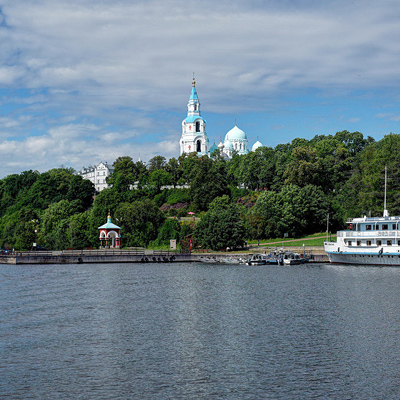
left=167, top=189, right=191, bottom=205
left=153, top=190, right=170, bottom=207
left=155, top=218, right=181, bottom=246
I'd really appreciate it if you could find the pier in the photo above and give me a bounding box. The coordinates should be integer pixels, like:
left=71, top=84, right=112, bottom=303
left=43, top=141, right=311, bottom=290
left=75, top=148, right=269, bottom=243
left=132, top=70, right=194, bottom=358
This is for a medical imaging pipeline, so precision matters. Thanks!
left=0, top=247, right=329, bottom=265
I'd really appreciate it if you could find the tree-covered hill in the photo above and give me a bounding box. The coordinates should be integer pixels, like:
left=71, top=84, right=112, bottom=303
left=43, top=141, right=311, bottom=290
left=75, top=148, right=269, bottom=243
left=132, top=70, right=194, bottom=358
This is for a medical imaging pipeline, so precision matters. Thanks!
left=2, top=130, right=398, bottom=251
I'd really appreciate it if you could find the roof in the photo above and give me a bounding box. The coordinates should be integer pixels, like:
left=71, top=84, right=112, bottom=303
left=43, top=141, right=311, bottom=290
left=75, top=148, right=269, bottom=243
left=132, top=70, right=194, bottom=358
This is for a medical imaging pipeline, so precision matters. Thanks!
left=225, top=125, right=247, bottom=141
left=224, top=139, right=234, bottom=148
left=184, top=115, right=206, bottom=123
left=252, top=140, right=263, bottom=151
left=189, top=86, right=198, bottom=100
left=209, top=143, right=218, bottom=154
left=98, top=216, right=121, bottom=230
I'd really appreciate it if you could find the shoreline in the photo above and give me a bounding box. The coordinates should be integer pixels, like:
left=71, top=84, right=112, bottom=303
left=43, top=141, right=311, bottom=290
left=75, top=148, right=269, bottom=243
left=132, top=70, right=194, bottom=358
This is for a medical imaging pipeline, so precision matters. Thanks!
left=0, top=248, right=329, bottom=265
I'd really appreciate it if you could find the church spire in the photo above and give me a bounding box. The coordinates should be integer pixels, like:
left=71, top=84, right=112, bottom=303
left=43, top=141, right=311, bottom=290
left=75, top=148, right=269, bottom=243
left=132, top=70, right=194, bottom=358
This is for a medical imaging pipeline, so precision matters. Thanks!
left=189, top=75, right=198, bottom=102
left=180, top=76, right=209, bottom=156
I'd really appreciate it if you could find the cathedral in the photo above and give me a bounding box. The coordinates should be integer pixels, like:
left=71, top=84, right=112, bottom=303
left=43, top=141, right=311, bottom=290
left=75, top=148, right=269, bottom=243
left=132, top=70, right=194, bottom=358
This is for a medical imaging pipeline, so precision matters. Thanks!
left=180, top=77, right=262, bottom=158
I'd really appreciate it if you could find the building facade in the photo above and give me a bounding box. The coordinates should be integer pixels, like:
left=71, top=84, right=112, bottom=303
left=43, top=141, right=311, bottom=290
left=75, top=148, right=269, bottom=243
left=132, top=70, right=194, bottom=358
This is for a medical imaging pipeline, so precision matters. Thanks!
left=180, top=78, right=262, bottom=158
left=76, top=161, right=114, bottom=192
left=98, top=212, right=121, bottom=248
left=180, top=77, right=209, bottom=156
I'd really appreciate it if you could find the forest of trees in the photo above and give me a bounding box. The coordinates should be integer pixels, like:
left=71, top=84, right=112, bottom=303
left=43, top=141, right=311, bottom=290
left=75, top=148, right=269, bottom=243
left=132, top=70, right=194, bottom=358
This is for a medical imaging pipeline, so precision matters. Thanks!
left=1, top=130, right=400, bottom=251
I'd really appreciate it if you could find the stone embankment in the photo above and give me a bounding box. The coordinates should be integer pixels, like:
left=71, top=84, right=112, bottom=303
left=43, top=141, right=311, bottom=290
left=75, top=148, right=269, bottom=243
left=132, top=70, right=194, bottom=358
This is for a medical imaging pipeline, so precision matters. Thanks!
left=0, top=247, right=329, bottom=265
left=0, top=249, right=193, bottom=265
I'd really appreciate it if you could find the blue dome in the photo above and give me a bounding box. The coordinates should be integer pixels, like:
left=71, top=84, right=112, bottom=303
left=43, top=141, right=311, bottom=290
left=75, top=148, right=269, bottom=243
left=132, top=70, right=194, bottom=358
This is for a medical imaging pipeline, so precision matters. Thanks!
left=224, top=139, right=234, bottom=149
left=209, top=142, right=218, bottom=153
left=225, top=125, right=247, bottom=141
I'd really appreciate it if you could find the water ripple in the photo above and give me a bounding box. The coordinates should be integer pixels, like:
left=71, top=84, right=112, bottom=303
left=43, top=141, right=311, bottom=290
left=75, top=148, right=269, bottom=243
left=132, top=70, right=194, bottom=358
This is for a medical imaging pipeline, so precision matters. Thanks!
left=1, top=263, right=400, bottom=399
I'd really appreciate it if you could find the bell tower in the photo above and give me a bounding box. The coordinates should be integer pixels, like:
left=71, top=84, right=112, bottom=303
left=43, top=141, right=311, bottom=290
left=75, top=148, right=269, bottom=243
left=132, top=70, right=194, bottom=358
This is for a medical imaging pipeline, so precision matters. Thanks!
left=180, top=75, right=209, bottom=155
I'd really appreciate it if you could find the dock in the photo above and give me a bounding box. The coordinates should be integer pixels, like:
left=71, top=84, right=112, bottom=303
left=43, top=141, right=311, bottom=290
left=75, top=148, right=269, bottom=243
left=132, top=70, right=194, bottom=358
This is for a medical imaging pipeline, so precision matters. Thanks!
left=0, top=248, right=329, bottom=265
left=0, top=249, right=194, bottom=265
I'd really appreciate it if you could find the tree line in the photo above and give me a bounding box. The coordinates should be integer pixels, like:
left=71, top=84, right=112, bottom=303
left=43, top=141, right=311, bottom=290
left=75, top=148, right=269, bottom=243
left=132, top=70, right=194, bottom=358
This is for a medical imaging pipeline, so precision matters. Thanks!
left=1, top=130, right=399, bottom=251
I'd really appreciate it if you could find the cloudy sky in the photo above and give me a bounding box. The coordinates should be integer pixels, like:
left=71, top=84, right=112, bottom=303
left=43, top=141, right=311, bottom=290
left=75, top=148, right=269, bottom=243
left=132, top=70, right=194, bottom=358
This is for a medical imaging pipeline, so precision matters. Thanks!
left=1, top=0, right=399, bottom=177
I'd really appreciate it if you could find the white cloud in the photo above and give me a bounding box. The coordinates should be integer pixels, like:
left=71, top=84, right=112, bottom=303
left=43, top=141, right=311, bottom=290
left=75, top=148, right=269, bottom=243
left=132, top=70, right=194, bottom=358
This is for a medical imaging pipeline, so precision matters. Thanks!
left=376, top=113, right=400, bottom=122
left=1, top=0, right=400, bottom=176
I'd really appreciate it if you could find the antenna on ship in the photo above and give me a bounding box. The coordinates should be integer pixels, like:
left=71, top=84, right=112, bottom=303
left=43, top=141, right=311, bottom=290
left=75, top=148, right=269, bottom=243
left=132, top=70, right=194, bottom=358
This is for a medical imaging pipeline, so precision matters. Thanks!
left=383, top=165, right=389, bottom=217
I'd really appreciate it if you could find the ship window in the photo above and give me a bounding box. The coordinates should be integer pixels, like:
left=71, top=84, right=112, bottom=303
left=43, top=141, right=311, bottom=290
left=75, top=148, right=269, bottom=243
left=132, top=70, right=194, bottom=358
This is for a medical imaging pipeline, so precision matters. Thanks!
left=393, top=224, right=397, bottom=230
left=382, top=224, right=388, bottom=230
left=348, top=241, right=352, bottom=246
left=375, top=225, right=379, bottom=230
left=388, top=240, right=392, bottom=246
left=357, top=241, right=361, bottom=246
left=398, top=240, right=400, bottom=246
left=367, top=240, right=372, bottom=246
left=366, top=225, right=371, bottom=230
left=377, top=240, right=382, bottom=246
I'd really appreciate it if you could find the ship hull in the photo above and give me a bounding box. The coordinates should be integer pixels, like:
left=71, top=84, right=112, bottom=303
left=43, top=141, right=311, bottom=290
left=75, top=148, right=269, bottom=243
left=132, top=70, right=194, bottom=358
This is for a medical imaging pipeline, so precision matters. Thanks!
left=326, top=251, right=400, bottom=266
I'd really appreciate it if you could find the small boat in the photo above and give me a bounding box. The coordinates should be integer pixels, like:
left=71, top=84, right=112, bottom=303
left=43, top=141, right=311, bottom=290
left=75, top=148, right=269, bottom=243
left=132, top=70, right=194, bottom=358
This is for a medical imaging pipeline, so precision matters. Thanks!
left=282, top=252, right=303, bottom=265
left=199, top=256, right=218, bottom=263
left=246, top=253, right=281, bottom=265
left=246, top=254, right=266, bottom=265
left=219, top=257, right=244, bottom=264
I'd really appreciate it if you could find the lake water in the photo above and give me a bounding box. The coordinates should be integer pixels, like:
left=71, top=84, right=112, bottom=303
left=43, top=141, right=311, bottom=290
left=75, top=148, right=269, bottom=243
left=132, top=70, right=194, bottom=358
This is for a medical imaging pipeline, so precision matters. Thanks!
left=1, top=262, right=400, bottom=399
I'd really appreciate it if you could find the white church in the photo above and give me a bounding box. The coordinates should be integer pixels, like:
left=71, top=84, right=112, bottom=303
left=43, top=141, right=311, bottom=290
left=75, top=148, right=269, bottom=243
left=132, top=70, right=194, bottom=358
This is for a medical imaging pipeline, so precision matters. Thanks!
left=180, top=77, right=263, bottom=158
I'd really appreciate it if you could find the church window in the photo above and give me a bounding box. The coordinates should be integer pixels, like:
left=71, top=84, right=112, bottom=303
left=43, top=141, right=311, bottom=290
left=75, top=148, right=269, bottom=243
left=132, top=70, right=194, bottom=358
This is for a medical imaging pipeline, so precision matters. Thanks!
left=196, top=140, right=201, bottom=152
left=196, top=121, right=200, bottom=132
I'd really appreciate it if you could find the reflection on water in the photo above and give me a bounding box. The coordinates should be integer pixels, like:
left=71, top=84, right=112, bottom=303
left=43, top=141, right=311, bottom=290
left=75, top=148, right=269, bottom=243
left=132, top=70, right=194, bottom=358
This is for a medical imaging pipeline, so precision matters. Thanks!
left=1, top=263, right=400, bottom=399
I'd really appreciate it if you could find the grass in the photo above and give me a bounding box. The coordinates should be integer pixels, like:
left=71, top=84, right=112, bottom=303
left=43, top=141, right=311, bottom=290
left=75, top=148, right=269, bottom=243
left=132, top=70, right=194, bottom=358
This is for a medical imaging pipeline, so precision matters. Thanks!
left=248, top=232, right=336, bottom=247
left=145, top=232, right=336, bottom=252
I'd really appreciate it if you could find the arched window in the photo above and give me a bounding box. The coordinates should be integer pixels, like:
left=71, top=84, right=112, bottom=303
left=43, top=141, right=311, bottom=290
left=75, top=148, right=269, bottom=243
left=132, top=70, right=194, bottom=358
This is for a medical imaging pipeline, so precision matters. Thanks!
left=196, top=140, right=201, bottom=152
left=196, top=121, right=200, bottom=132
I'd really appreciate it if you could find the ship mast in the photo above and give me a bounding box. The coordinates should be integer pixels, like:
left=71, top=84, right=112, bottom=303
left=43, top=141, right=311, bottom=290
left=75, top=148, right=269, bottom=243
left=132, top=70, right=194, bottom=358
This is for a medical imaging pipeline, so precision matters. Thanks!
left=383, top=165, right=389, bottom=217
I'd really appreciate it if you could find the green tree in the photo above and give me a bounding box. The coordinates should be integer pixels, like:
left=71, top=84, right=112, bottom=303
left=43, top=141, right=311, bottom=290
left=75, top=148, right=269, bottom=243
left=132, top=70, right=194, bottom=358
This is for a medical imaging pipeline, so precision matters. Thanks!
left=115, top=199, right=165, bottom=247
left=68, top=212, right=92, bottom=249
left=251, top=184, right=329, bottom=238
left=148, top=155, right=166, bottom=172
left=178, top=152, right=199, bottom=184
left=165, top=157, right=183, bottom=187
left=154, top=218, right=181, bottom=246
left=148, top=169, right=172, bottom=193
left=107, top=156, right=138, bottom=192
left=39, top=200, right=78, bottom=249
left=194, top=197, right=247, bottom=250
left=190, top=155, right=229, bottom=211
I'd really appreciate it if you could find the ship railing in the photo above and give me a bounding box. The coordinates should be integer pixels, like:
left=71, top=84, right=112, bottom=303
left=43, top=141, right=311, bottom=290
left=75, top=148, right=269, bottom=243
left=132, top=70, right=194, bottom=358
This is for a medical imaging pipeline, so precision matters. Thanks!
left=343, top=231, right=398, bottom=238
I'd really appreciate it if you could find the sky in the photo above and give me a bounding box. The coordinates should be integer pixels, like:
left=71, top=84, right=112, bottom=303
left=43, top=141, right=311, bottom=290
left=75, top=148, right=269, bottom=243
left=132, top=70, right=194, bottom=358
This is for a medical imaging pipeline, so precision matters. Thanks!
left=1, top=0, right=400, bottom=178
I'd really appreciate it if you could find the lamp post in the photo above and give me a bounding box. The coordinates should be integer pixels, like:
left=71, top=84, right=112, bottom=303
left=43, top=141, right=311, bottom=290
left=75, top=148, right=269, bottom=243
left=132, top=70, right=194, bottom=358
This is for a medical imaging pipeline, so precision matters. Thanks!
left=32, top=219, right=38, bottom=251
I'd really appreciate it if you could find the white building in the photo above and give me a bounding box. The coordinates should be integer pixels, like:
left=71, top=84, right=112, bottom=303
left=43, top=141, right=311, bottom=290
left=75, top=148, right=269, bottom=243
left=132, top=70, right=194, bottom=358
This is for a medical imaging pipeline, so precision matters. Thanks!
left=180, top=78, right=262, bottom=158
left=76, top=161, right=114, bottom=192
left=180, top=77, right=209, bottom=155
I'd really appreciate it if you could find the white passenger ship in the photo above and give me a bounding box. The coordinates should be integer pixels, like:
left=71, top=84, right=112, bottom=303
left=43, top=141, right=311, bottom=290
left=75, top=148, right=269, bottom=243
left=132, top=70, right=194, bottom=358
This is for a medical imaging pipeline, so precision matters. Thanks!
left=324, top=167, right=400, bottom=265
left=324, top=212, right=400, bottom=265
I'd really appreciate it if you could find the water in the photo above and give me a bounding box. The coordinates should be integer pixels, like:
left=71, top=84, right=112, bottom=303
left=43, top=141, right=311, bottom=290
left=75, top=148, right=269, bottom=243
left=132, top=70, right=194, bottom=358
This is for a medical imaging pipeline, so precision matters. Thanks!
left=1, top=262, right=400, bottom=399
